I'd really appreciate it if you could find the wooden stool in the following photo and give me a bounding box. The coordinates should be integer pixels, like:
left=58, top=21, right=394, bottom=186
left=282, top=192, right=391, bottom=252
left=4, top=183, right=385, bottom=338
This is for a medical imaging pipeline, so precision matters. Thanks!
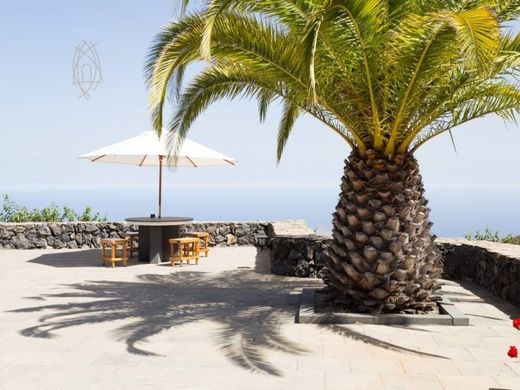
left=101, top=239, right=128, bottom=268
left=184, top=232, right=210, bottom=257
left=124, top=232, right=139, bottom=258
left=169, top=237, right=200, bottom=266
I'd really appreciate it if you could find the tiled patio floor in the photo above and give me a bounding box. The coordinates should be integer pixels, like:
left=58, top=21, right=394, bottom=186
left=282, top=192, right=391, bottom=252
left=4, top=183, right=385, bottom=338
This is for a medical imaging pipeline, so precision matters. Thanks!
left=0, top=247, right=519, bottom=389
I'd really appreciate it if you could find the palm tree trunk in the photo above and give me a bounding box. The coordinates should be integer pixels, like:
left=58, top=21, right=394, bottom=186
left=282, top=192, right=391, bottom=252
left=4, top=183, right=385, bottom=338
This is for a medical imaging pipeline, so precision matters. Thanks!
left=325, top=150, right=443, bottom=313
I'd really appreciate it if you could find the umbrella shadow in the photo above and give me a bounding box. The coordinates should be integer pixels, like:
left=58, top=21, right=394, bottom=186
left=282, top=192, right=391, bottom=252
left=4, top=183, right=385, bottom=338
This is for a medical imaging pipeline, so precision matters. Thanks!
left=28, top=249, right=143, bottom=268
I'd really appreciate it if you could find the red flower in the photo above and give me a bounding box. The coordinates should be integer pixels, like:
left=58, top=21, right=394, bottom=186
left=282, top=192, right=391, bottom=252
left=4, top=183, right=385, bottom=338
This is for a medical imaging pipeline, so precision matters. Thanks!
left=513, top=318, right=520, bottom=330
left=508, top=346, right=518, bottom=358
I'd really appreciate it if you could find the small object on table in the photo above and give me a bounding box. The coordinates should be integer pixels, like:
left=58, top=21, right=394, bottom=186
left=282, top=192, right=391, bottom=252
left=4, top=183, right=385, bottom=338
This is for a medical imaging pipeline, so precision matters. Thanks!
left=169, top=237, right=200, bottom=266
left=101, top=239, right=128, bottom=268
left=184, top=232, right=210, bottom=257
left=124, top=232, right=139, bottom=258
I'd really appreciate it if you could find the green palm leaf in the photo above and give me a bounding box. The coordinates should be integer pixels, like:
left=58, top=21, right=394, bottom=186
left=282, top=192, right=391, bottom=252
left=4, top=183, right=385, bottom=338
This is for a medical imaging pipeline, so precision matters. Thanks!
left=147, top=0, right=520, bottom=160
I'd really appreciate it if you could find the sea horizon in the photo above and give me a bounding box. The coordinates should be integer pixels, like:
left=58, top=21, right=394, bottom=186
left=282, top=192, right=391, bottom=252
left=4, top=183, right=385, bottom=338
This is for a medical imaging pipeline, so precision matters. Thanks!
left=4, top=185, right=520, bottom=238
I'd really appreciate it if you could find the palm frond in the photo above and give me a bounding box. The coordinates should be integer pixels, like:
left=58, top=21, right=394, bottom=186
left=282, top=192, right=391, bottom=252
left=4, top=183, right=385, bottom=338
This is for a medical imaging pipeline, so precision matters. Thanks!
left=325, top=0, right=388, bottom=149
left=411, top=83, right=520, bottom=151
left=442, top=6, right=500, bottom=72
left=385, top=6, right=501, bottom=155
left=277, top=99, right=301, bottom=162
left=257, top=89, right=276, bottom=123
left=147, top=0, right=520, bottom=160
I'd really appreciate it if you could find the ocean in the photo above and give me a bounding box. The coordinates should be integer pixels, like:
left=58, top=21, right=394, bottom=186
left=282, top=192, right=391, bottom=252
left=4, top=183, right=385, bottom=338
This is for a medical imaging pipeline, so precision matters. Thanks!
left=4, top=186, right=520, bottom=238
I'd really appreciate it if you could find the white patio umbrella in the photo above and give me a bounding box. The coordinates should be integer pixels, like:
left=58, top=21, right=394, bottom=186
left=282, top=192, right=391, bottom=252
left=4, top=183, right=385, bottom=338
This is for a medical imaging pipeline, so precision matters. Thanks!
left=79, top=131, right=236, bottom=217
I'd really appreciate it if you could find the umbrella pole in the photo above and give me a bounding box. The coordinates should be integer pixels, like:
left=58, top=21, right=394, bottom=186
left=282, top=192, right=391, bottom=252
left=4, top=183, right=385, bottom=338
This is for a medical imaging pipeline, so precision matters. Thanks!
left=158, top=156, right=163, bottom=218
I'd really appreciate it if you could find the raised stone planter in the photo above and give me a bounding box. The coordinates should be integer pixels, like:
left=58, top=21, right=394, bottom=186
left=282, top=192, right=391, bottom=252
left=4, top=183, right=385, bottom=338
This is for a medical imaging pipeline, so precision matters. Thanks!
left=268, top=227, right=520, bottom=311
left=297, top=288, right=469, bottom=326
left=439, top=238, right=520, bottom=306
left=0, top=221, right=269, bottom=250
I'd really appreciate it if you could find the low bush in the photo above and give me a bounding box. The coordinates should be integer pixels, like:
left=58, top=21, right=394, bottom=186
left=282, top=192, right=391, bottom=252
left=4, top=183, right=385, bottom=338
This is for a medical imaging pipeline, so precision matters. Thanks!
left=465, top=228, right=520, bottom=245
left=0, top=194, right=106, bottom=223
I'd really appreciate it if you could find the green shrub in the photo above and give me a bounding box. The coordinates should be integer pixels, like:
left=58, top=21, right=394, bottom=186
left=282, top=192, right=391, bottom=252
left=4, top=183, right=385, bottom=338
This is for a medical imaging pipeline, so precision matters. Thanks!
left=465, top=228, right=520, bottom=245
left=62, top=206, right=78, bottom=222
left=0, top=194, right=106, bottom=223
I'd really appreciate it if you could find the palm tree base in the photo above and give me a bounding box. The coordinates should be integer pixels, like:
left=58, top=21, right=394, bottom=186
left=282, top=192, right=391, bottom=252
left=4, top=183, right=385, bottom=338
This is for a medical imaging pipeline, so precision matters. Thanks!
left=325, top=151, right=443, bottom=314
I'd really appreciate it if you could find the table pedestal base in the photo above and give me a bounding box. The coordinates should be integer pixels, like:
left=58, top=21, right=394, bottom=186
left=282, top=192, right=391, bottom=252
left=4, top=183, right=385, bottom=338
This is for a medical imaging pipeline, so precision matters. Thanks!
left=138, top=226, right=180, bottom=264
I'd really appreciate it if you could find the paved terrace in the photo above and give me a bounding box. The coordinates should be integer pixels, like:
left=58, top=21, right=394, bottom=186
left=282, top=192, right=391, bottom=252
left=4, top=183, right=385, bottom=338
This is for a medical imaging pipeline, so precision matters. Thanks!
left=1, top=247, right=520, bottom=390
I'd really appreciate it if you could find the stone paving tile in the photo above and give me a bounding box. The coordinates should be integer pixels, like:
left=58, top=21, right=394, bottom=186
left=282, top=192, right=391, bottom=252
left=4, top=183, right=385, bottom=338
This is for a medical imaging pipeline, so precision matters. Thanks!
left=432, top=334, right=484, bottom=349
left=411, top=347, right=474, bottom=361
left=480, top=336, right=520, bottom=350
left=266, top=370, right=325, bottom=389
left=348, top=358, right=404, bottom=374
left=436, top=375, right=501, bottom=390
left=490, top=321, right=520, bottom=330
left=262, top=353, right=299, bottom=371
left=324, top=371, right=384, bottom=390
left=277, top=324, right=301, bottom=343
left=0, top=364, right=61, bottom=384
left=2, top=381, right=58, bottom=390
left=297, top=356, right=348, bottom=372
left=453, top=360, right=518, bottom=377
left=446, top=325, right=500, bottom=337
left=156, top=368, right=215, bottom=388
left=493, top=374, right=520, bottom=389
left=321, top=344, right=373, bottom=359
left=381, top=374, right=443, bottom=389
left=3, top=247, right=520, bottom=389
left=105, top=365, right=178, bottom=385
left=208, top=370, right=269, bottom=389
left=504, top=360, right=520, bottom=376
left=60, top=382, right=128, bottom=390
left=466, top=346, right=514, bottom=361
left=366, top=346, right=419, bottom=360
left=400, top=359, right=461, bottom=376
left=390, top=333, right=442, bottom=349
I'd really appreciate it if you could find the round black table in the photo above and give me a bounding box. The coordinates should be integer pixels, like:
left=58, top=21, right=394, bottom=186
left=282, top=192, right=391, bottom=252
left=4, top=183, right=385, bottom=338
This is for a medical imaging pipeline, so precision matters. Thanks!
left=125, top=217, right=193, bottom=264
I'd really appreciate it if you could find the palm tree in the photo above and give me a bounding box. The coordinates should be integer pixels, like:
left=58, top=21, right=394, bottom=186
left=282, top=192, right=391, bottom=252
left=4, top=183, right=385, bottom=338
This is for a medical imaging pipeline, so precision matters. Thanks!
left=146, top=0, right=520, bottom=313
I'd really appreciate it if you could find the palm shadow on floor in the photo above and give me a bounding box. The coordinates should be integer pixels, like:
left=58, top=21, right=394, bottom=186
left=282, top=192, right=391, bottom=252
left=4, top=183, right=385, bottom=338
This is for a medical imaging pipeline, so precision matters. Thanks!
left=13, top=249, right=449, bottom=375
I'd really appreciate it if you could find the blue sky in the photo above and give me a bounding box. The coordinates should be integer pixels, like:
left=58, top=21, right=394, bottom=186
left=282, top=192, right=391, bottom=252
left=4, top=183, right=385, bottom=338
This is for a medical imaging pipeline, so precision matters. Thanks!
left=0, top=1, right=519, bottom=236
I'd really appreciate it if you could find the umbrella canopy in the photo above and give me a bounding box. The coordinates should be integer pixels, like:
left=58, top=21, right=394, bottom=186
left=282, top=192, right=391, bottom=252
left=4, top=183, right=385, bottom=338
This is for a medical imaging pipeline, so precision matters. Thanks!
left=79, top=131, right=236, bottom=167
left=79, top=131, right=236, bottom=217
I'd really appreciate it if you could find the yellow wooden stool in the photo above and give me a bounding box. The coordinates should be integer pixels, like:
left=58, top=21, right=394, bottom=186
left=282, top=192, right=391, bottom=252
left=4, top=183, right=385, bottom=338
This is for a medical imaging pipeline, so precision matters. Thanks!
left=169, top=237, right=200, bottom=266
left=124, top=232, right=139, bottom=258
left=101, top=238, right=128, bottom=268
left=184, top=232, right=210, bottom=257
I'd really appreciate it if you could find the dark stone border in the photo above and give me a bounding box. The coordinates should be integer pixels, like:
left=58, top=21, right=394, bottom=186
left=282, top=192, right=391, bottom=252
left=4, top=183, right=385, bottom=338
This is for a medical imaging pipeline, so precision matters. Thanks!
left=296, top=288, right=469, bottom=326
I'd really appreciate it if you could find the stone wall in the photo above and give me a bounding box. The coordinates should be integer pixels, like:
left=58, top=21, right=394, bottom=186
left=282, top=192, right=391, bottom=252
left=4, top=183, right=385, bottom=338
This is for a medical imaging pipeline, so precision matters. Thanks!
left=439, top=238, right=520, bottom=306
left=180, top=222, right=269, bottom=247
left=270, top=233, right=520, bottom=307
left=268, top=220, right=330, bottom=278
left=270, top=235, right=331, bottom=278
left=0, top=221, right=269, bottom=250
left=0, top=222, right=135, bottom=249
